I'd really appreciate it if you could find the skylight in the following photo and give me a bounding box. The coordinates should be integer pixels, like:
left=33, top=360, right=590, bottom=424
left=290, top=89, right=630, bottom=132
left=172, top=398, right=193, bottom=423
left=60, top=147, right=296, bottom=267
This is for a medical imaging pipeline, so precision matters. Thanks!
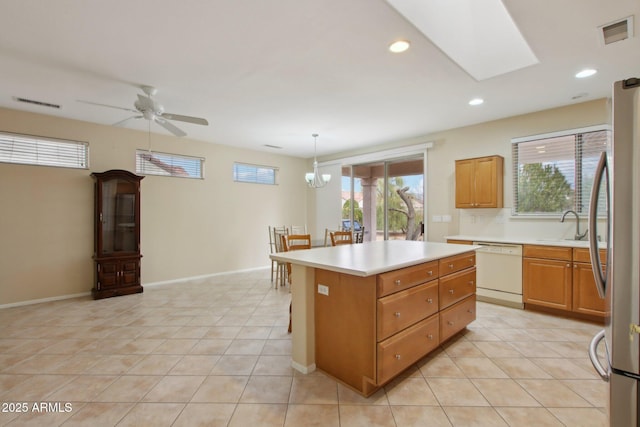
left=385, top=0, right=539, bottom=81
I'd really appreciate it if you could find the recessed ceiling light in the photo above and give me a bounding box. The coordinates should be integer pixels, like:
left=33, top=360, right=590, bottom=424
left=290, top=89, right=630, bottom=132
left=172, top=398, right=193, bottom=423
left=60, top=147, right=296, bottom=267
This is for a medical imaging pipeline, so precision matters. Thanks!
left=389, top=40, right=410, bottom=53
left=468, top=98, right=484, bottom=106
left=575, top=68, right=597, bottom=78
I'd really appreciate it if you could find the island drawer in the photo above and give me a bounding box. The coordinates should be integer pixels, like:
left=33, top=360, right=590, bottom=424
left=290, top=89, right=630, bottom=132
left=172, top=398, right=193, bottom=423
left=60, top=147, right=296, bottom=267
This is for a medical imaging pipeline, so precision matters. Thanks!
left=439, top=294, right=476, bottom=343
left=377, top=314, right=439, bottom=384
left=439, top=268, right=476, bottom=309
left=377, top=280, right=439, bottom=341
left=439, top=252, right=476, bottom=276
left=377, top=261, right=438, bottom=297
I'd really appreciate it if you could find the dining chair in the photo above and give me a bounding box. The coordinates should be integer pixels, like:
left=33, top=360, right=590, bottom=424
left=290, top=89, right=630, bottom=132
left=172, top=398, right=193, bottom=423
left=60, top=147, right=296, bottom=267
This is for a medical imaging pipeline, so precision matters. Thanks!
left=290, top=224, right=308, bottom=234
left=354, top=226, right=365, bottom=243
left=269, top=225, right=289, bottom=288
left=330, top=230, right=353, bottom=246
left=324, top=228, right=340, bottom=246
left=281, top=233, right=311, bottom=333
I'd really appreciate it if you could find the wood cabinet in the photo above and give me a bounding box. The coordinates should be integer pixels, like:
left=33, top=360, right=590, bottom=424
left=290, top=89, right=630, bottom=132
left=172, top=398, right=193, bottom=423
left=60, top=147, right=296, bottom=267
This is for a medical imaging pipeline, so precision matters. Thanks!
left=572, top=248, right=607, bottom=317
left=315, top=251, right=476, bottom=396
left=455, top=155, right=503, bottom=208
left=91, top=170, right=143, bottom=300
left=523, top=245, right=605, bottom=318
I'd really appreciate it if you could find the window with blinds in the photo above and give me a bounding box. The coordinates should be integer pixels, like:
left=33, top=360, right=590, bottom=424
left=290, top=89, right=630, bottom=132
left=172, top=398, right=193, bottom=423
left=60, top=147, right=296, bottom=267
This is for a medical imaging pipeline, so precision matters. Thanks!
left=233, top=162, right=277, bottom=185
left=0, top=131, right=88, bottom=169
left=512, top=126, right=610, bottom=215
left=135, top=150, right=204, bottom=179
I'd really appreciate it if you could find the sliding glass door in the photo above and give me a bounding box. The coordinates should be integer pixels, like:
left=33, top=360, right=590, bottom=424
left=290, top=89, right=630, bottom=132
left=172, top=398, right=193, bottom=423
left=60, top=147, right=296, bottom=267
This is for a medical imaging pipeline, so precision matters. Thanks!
left=342, top=156, right=424, bottom=241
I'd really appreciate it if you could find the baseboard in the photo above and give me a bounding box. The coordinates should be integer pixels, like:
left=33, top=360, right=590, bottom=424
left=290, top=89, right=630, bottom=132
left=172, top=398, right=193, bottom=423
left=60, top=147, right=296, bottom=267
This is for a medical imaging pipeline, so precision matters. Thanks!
left=143, top=266, right=270, bottom=288
left=291, top=360, right=316, bottom=374
left=0, top=291, right=91, bottom=309
left=0, top=266, right=271, bottom=309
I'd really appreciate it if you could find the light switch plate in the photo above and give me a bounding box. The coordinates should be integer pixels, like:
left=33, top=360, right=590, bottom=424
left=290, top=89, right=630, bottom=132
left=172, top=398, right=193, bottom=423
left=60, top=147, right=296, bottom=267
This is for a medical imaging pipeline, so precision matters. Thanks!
left=317, top=284, right=329, bottom=296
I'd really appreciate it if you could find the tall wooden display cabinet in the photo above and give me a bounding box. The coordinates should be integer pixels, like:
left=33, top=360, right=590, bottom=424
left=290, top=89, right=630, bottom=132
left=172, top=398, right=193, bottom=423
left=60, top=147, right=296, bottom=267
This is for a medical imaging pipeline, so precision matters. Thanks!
left=91, top=169, right=144, bottom=299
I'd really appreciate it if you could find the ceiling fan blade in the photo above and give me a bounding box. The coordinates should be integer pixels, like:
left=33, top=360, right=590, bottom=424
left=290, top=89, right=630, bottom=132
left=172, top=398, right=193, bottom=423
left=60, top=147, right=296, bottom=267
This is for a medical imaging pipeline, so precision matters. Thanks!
left=154, top=117, right=187, bottom=137
left=77, top=100, right=138, bottom=113
left=161, top=113, right=209, bottom=126
left=113, top=115, right=142, bottom=127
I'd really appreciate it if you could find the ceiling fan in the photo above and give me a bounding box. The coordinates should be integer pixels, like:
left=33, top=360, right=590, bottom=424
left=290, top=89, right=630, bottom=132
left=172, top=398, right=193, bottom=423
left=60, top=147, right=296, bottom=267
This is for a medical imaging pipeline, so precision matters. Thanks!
left=79, top=85, right=208, bottom=137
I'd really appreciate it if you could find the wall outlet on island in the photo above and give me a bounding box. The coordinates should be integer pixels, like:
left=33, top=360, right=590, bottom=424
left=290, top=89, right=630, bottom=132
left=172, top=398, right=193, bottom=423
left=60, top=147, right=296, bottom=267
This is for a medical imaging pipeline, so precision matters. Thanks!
left=317, top=284, right=329, bottom=296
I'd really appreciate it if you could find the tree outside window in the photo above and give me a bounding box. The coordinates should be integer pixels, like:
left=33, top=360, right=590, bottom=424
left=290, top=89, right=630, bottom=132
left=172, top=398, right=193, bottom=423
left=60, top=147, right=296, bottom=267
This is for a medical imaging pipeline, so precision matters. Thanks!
left=512, top=128, right=609, bottom=215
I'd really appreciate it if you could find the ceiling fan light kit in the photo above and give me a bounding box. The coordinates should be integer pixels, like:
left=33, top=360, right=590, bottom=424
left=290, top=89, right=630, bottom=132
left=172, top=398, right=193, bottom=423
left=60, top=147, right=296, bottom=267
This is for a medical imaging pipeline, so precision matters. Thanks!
left=80, top=85, right=208, bottom=137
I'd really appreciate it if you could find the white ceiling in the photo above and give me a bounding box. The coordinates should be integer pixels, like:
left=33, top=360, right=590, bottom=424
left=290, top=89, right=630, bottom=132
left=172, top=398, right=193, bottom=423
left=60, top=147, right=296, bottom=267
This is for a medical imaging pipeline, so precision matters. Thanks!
left=0, top=0, right=638, bottom=158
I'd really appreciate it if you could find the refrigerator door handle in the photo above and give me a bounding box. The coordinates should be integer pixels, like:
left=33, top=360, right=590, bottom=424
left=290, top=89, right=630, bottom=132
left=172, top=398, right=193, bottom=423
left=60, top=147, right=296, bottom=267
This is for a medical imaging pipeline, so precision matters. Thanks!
left=589, top=329, right=610, bottom=381
left=588, top=151, right=609, bottom=298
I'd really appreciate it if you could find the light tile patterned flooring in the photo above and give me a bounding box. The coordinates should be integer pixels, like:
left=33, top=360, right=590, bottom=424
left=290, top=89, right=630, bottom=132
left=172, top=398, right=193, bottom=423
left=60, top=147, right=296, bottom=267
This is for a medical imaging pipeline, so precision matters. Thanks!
left=0, top=270, right=608, bottom=426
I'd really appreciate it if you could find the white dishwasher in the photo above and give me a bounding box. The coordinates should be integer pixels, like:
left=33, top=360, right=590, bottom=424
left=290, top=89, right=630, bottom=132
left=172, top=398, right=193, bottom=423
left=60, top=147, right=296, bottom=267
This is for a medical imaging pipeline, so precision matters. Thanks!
left=472, top=242, right=523, bottom=308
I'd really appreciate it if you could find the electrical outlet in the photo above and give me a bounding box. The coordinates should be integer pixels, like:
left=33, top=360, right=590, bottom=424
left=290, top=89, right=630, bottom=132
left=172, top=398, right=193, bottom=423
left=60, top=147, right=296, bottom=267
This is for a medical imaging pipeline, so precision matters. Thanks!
left=317, top=284, right=329, bottom=296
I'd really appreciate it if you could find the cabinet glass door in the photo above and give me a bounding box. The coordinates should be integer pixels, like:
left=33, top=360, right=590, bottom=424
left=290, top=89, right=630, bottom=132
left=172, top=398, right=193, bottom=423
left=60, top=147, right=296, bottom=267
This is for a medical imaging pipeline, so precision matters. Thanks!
left=101, top=178, right=138, bottom=254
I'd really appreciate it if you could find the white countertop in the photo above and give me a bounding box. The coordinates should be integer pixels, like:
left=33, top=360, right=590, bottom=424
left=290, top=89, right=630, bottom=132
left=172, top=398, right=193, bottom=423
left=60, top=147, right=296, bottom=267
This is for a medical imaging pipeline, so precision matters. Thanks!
left=270, top=240, right=480, bottom=277
left=445, top=235, right=605, bottom=249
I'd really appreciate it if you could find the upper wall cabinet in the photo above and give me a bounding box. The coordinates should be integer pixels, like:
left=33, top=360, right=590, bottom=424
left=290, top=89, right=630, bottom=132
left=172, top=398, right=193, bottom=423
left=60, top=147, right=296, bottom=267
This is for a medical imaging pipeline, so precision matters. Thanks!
left=455, top=155, right=504, bottom=208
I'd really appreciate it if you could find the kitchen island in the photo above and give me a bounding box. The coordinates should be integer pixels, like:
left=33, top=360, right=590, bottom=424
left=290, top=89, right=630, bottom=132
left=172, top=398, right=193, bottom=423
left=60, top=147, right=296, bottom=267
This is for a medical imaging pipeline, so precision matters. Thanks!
left=270, top=240, right=479, bottom=396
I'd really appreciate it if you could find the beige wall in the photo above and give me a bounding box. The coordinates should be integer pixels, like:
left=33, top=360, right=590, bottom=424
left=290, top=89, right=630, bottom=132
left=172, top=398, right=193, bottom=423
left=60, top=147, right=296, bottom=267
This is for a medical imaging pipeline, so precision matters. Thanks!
left=319, top=98, right=610, bottom=242
left=0, top=107, right=309, bottom=306
left=0, top=98, right=611, bottom=305
left=425, top=98, right=610, bottom=241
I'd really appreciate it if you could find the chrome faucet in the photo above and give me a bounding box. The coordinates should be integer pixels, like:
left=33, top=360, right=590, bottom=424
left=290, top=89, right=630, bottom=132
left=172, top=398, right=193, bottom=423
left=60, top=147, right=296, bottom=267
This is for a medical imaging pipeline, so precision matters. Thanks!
left=561, top=209, right=588, bottom=240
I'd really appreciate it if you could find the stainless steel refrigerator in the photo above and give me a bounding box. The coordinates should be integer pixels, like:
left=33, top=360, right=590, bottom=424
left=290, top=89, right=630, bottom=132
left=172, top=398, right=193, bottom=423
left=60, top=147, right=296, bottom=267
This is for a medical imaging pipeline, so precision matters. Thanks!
left=589, top=77, right=640, bottom=427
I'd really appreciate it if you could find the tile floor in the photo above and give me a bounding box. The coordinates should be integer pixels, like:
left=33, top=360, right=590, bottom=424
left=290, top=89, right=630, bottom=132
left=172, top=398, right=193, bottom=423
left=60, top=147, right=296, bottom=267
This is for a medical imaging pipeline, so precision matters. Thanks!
left=0, top=270, right=609, bottom=426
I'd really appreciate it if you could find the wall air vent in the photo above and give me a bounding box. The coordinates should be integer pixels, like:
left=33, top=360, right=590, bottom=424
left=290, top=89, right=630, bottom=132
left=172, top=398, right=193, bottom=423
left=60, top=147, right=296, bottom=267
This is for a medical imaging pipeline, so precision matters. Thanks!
left=13, top=96, right=61, bottom=109
left=263, top=144, right=282, bottom=149
left=600, top=16, right=634, bottom=45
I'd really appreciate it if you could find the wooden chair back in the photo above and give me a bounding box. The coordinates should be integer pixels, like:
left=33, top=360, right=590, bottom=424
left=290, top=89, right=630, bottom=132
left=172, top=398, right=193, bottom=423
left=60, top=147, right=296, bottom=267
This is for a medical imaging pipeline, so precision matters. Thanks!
left=330, top=231, right=353, bottom=246
left=282, top=234, right=312, bottom=252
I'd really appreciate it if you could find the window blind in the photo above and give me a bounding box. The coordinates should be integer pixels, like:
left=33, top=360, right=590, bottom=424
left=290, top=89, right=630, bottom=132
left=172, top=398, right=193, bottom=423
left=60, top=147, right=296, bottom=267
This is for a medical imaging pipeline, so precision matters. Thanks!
left=512, top=127, right=609, bottom=215
left=233, top=162, right=277, bottom=185
left=0, top=131, right=88, bottom=169
left=136, top=150, right=204, bottom=179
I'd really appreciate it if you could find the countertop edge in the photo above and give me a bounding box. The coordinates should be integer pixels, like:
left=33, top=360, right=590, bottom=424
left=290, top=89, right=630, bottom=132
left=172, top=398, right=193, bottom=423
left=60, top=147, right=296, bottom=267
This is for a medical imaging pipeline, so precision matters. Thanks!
left=445, top=235, right=605, bottom=249
left=270, top=241, right=480, bottom=277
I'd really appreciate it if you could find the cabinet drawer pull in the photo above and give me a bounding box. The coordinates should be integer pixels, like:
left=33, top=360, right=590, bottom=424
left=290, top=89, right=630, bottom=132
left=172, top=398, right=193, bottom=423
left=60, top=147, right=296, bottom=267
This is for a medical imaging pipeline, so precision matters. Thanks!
left=449, top=263, right=454, bottom=269
left=427, top=334, right=434, bottom=340
left=426, top=298, right=433, bottom=304
left=566, top=263, right=571, bottom=268
left=394, top=312, right=401, bottom=318
left=468, top=281, right=474, bottom=286
left=448, top=289, right=454, bottom=294
left=448, top=321, right=454, bottom=326
left=395, top=354, right=401, bottom=360
left=467, top=309, right=474, bottom=314
left=394, top=279, right=401, bottom=286
left=469, top=258, right=473, bottom=263
left=427, top=270, right=433, bottom=276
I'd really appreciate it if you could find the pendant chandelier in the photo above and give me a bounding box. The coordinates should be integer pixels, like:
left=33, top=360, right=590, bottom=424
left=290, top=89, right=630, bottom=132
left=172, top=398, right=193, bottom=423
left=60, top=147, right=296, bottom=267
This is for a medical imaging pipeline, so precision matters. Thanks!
left=305, top=133, right=331, bottom=188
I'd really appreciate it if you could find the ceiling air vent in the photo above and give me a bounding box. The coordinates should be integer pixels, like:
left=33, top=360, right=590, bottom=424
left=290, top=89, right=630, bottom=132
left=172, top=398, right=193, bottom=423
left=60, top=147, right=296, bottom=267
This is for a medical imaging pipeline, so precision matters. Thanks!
left=600, top=16, right=634, bottom=45
left=13, top=96, right=61, bottom=109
